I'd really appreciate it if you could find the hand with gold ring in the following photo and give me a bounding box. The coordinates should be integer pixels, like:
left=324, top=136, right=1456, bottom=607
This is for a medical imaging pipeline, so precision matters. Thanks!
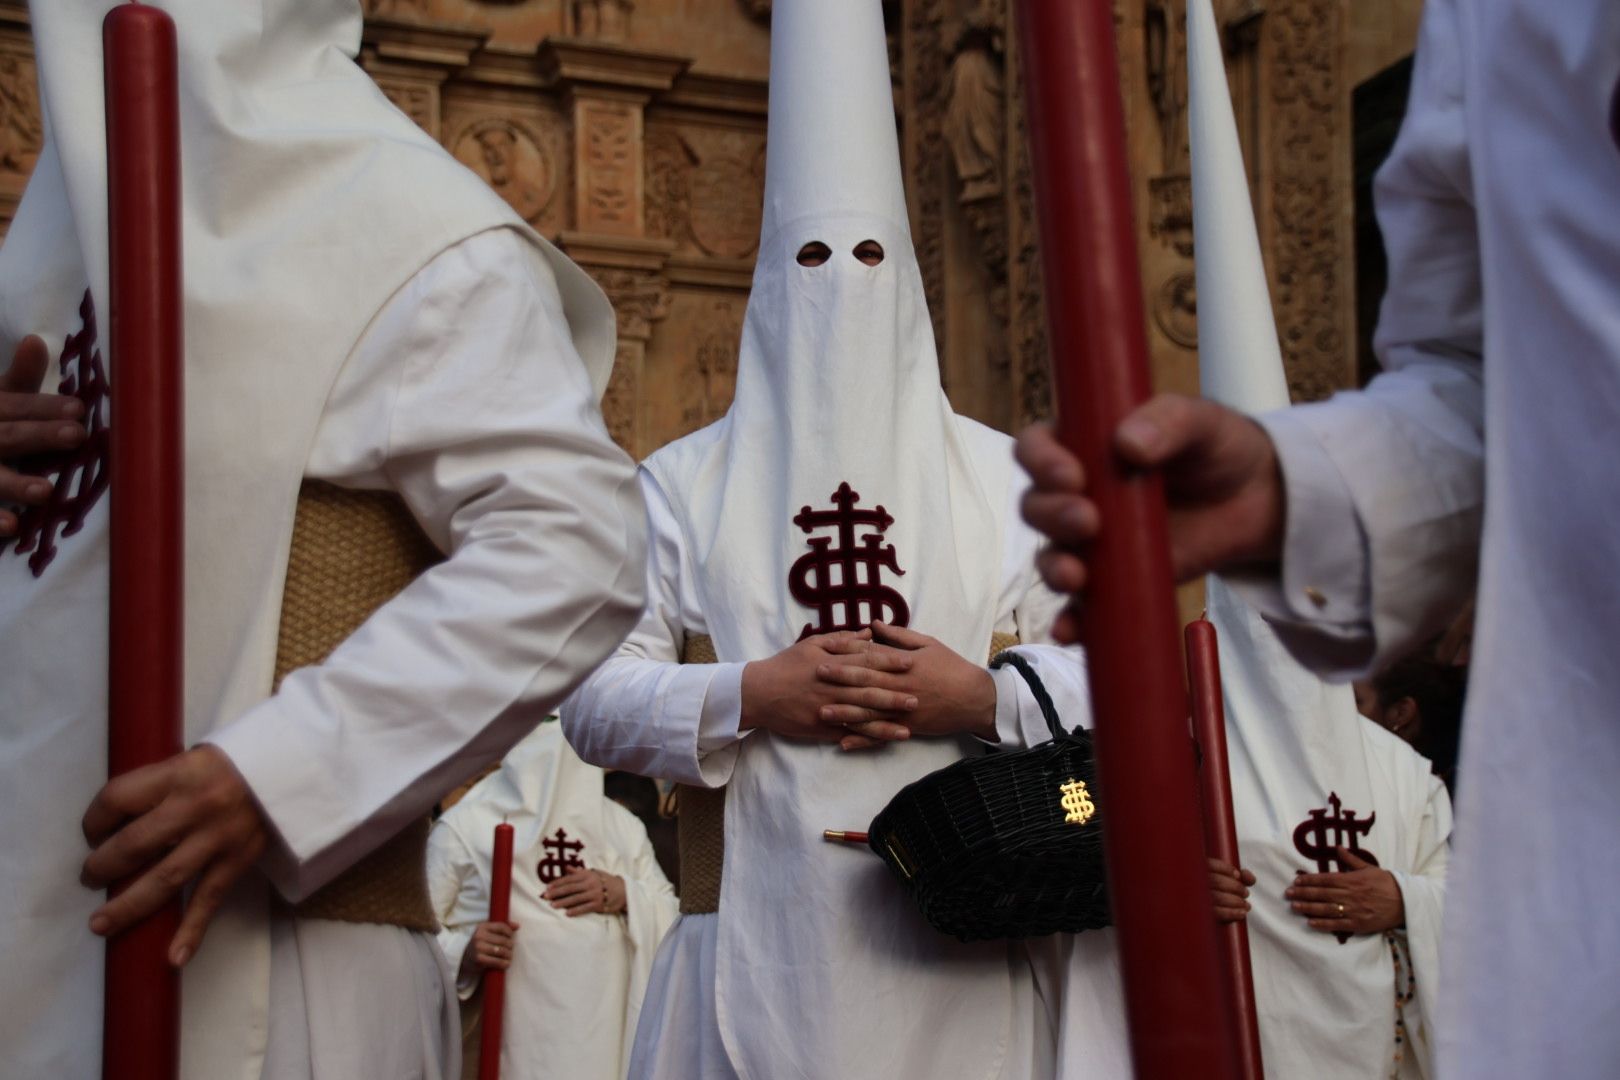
left=1285, top=846, right=1405, bottom=936
left=459, top=919, right=519, bottom=982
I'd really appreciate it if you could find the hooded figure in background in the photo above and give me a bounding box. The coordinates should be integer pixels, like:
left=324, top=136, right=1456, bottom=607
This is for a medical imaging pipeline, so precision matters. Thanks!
left=0, top=1, right=646, bottom=1076
left=429, top=721, right=679, bottom=1080
left=562, top=1, right=1107, bottom=1077
left=1187, top=2, right=1448, bottom=1075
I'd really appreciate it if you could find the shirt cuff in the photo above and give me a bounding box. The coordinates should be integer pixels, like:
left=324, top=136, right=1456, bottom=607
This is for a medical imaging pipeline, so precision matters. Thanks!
left=1232, top=408, right=1373, bottom=632
left=695, top=661, right=751, bottom=786
left=988, top=666, right=1021, bottom=747
left=203, top=702, right=316, bottom=901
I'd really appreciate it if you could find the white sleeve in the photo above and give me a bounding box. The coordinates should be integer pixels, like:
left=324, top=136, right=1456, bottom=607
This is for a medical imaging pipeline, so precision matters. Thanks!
left=610, top=805, right=679, bottom=934
left=561, top=469, right=750, bottom=788
left=207, top=230, right=648, bottom=901
left=1389, top=773, right=1452, bottom=1079
left=426, top=822, right=487, bottom=1002
left=1228, top=0, right=1483, bottom=680
left=989, top=486, right=1096, bottom=749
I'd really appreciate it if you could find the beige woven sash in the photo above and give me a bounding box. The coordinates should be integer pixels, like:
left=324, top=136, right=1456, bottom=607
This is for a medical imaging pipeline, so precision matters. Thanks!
left=274, top=480, right=442, bottom=932
left=675, top=630, right=1021, bottom=915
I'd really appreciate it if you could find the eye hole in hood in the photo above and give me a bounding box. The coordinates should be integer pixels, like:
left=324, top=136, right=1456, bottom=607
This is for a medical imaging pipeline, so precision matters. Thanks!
left=853, top=240, right=885, bottom=266
left=796, top=241, right=832, bottom=267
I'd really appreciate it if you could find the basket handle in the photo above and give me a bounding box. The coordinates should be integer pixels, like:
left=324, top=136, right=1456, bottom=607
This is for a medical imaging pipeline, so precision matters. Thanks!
left=989, top=650, right=1071, bottom=741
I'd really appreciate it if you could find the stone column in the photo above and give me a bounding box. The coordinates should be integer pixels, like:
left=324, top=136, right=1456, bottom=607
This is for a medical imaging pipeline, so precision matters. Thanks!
left=360, top=17, right=490, bottom=140
left=0, top=1, right=41, bottom=239
left=543, top=38, right=688, bottom=456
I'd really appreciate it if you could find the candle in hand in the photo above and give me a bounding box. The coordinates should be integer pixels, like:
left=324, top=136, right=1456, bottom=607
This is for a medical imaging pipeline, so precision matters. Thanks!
left=102, top=5, right=185, bottom=1080
left=479, top=822, right=516, bottom=1080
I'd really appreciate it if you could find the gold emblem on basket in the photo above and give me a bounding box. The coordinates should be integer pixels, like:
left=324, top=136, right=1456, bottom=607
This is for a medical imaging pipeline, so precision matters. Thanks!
left=1059, top=778, right=1095, bottom=826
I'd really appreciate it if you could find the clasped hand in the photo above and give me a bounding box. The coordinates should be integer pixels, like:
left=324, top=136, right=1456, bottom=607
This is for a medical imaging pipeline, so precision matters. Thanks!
left=740, top=623, right=997, bottom=752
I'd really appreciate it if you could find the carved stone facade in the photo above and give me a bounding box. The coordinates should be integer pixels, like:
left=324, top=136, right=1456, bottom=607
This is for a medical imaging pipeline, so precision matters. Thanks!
left=0, top=4, right=40, bottom=236
left=0, top=0, right=1418, bottom=456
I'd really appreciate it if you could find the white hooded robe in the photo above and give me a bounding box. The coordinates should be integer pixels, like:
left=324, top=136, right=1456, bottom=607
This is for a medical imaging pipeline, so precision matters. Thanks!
left=1234, top=1, right=1620, bottom=1074
left=1188, top=2, right=1449, bottom=1075
left=429, top=722, right=679, bottom=1080
left=561, top=2, right=1097, bottom=1077
left=0, top=3, right=644, bottom=1076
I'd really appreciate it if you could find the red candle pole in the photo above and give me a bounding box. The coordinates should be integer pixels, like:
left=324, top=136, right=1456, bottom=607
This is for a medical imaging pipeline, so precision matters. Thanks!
left=103, top=5, right=185, bottom=1079
left=1186, top=617, right=1265, bottom=1080
left=1013, top=2, right=1239, bottom=1075
left=478, top=822, right=516, bottom=1080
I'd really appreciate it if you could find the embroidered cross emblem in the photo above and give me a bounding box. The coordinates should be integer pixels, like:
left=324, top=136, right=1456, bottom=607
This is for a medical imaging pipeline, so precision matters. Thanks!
left=537, top=827, right=587, bottom=884
left=787, top=482, right=909, bottom=639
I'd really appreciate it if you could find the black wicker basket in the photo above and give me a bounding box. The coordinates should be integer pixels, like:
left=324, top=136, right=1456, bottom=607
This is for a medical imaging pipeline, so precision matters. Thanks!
left=866, top=651, right=1111, bottom=942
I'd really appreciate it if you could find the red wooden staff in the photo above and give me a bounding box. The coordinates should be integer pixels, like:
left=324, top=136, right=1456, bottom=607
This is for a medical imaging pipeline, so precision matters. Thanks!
left=104, top=4, right=185, bottom=1078
left=1012, top=1, right=1240, bottom=1074
left=479, top=822, right=516, bottom=1080
left=1186, top=617, right=1265, bottom=1080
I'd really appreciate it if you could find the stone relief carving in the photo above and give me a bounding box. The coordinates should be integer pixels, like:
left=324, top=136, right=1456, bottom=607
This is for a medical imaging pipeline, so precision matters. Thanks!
left=0, top=47, right=41, bottom=177
left=600, top=352, right=639, bottom=451
left=1147, top=173, right=1197, bottom=348
left=647, top=127, right=764, bottom=258
left=689, top=144, right=764, bottom=259
left=1145, top=0, right=1189, bottom=172
left=1268, top=0, right=1348, bottom=402
left=904, top=0, right=954, bottom=359
left=0, top=0, right=1356, bottom=444
left=597, top=268, right=671, bottom=344
left=693, top=299, right=744, bottom=424
left=595, top=268, right=671, bottom=454
left=944, top=0, right=1005, bottom=203
left=379, top=81, right=437, bottom=136
left=1008, top=49, right=1052, bottom=426
left=572, top=0, right=635, bottom=40
left=579, top=101, right=637, bottom=232
left=645, top=127, right=693, bottom=244
left=452, top=117, right=556, bottom=223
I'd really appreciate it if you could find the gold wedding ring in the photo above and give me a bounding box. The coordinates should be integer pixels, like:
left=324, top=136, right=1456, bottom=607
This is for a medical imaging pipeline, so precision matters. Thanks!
left=1336, top=903, right=1346, bottom=916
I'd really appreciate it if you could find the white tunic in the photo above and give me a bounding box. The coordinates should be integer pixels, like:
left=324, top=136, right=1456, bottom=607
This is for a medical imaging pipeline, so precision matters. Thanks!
left=1236, top=1, right=1620, bottom=1074
left=428, top=723, right=679, bottom=1080
left=0, top=229, right=645, bottom=1078
left=563, top=423, right=1099, bottom=1080
left=1213, top=581, right=1451, bottom=1080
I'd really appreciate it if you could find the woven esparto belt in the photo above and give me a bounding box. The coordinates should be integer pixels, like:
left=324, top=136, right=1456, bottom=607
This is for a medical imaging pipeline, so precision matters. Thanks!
left=274, top=481, right=442, bottom=932
left=675, top=630, right=1021, bottom=915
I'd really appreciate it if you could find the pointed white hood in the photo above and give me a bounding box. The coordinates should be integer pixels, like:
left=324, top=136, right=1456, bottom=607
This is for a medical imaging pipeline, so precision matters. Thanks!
left=638, top=3, right=1016, bottom=1078
left=647, top=0, right=998, bottom=664
left=1189, top=4, right=1441, bottom=1076
left=758, top=0, right=910, bottom=246
left=1189, top=0, right=1289, bottom=414
left=439, top=722, right=608, bottom=871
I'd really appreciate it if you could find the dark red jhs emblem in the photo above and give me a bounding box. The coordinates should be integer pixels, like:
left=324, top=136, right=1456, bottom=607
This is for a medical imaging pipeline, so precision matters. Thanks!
left=1293, top=791, right=1380, bottom=943
left=2, top=290, right=111, bottom=577
left=788, top=482, right=909, bottom=639
left=537, top=827, right=586, bottom=884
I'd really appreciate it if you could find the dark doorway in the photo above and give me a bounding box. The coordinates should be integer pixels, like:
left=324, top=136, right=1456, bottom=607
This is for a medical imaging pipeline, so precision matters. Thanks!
left=1353, top=56, right=1415, bottom=387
